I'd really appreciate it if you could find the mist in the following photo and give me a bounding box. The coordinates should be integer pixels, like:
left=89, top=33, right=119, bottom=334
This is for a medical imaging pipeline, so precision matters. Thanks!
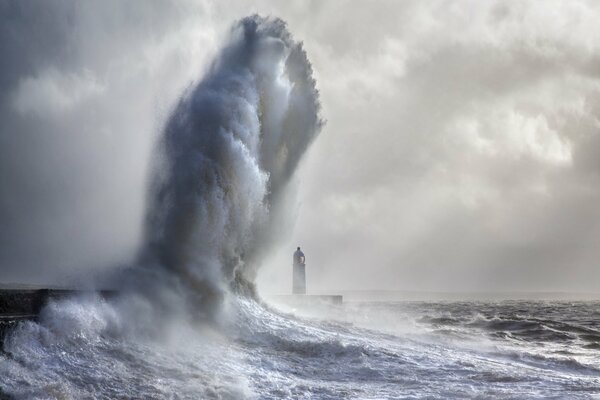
left=2, top=1, right=600, bottom=295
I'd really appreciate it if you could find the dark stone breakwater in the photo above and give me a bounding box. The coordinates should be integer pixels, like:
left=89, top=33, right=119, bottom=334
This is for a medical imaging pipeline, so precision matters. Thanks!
left=0, top=288, right=116, bottom=347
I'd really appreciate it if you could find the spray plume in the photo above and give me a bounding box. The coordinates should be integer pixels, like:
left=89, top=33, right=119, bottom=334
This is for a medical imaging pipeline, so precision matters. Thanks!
left=141, top=16, right=322, bottom=308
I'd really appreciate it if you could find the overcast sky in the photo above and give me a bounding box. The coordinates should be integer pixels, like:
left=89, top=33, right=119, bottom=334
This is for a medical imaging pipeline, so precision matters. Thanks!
left=1, top=1, right=599, bottom=293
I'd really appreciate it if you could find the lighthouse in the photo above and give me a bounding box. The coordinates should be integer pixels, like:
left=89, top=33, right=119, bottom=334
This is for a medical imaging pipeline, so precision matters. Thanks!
left=292, top=247, right=306, bottom=294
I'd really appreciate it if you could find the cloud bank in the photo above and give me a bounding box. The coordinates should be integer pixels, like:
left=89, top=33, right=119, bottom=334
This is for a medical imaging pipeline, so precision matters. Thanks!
left=1, top=1, right=599, bottom=293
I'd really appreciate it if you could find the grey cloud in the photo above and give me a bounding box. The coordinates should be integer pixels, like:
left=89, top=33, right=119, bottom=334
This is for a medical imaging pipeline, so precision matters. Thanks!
left=2, top=1, right=600, bottom=294
left=272, top=0, right=600, bottom=294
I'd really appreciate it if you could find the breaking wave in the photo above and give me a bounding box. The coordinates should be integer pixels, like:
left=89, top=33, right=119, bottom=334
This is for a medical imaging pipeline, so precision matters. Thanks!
left=138, top=15, right=322, bottom=312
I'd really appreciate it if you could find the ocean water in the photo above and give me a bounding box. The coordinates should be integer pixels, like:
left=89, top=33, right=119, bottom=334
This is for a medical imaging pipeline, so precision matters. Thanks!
left=1, top=296, right=600, bottom=399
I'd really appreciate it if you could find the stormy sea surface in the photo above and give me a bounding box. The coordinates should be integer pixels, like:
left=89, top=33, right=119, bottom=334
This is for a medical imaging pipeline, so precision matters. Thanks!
left=1, top=297, right=600, bottom=399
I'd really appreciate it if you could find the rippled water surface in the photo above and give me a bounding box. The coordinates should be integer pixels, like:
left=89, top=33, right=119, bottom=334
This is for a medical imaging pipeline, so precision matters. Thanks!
left=2, top=298, right=600, bottom=399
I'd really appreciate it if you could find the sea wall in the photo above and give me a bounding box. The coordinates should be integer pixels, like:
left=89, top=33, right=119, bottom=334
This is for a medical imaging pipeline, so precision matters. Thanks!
left=0, top=288, right=115, bottom=346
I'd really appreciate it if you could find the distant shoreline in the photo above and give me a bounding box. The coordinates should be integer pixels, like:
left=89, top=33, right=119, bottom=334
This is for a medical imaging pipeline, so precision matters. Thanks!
left=266, top=289, right=600, bottom=301
left=2, top=284, right=600, bottom=302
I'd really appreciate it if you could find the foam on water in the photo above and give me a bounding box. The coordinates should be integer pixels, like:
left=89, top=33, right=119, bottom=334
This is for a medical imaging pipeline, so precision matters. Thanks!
left=3, top=297, right=600, bottom=398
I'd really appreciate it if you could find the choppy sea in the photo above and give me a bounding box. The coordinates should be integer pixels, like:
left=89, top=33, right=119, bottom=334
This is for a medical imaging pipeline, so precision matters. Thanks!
left=2, top=296, right=600, bottom=399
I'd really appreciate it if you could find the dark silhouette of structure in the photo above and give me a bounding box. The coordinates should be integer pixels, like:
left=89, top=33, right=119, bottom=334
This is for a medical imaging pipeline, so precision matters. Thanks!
left=293, top=247, right=306, bottom=294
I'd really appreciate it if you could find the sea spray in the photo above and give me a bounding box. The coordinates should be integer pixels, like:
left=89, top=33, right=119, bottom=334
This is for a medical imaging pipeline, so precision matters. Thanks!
left=0, top=16, right=324, bottom=397
left=3, top=15, right=322, bottom=347
left=142, top=15, right=322, bottom=309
